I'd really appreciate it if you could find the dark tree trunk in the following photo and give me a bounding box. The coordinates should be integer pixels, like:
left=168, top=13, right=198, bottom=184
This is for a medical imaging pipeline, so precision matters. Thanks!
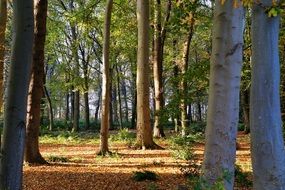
left=44, top=86, right=54, bottom=131
left=65, top=91, right=70, bottom=123
left=121, top=77, right=129, bottom=123
left=241, top=88, right=250, bottom=133
left=84, top=92, right=90, bottom=130
left=116, top=65, right=123, bottom=128
left=25, top=0, right=48, bottom=165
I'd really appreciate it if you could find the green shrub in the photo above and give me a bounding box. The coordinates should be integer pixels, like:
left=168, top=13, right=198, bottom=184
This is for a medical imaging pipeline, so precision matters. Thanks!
left=110, top=128, right=136, bottom=143
left=189, top=122, right=206, bottom=134
left=235, top=165, right=252, bottom=188
left=48, top=155, right=69, bottom=162
left=169, top=135, right=201, bottom=178
left=147, top=183, right=158, bottom=190
left=132, top=171, right=158, bottom=181
left=192, top=169, right=233, bottom=190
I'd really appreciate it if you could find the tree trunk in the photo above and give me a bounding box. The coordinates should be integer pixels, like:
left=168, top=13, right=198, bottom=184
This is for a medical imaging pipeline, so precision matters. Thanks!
left=70, top=1, right=80, bottom=133
left=65, top=91, right=70, bottom=124
left=70, top=87, right=74, bottom=130
left=250, top=1, right=285, bottom=189
left=95, top=85, right=101, bottom=124
left=121, top=76, right=129, bottom=123
left=115, top=65, right=123, bottom=128
left=0, top=0, right=7, bottom=113
left=136, top=0, right=158, bottom=149
left=25, top=0, right=48, bottom=165
left=131, top=75, right=137, bottom=129
left=83, top=61, right=90, bottom=130
left=0, top=0, right=34, bottom=188
left=153, top=0, right=165, bottom=138
left=44, top=86, right=54, bottom=131
left=179, top=20, right=195, bottom=137
left=84, top=92, right=90, bottom=130
left=99, top=0, right=113, bottom=155
left=202, top=0, right=244, bottom=189
left=241, top=88, right=250, bottom=133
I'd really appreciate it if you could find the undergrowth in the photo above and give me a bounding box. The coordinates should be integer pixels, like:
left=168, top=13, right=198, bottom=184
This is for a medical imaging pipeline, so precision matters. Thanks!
left=132, top=170, right=158, bottom=181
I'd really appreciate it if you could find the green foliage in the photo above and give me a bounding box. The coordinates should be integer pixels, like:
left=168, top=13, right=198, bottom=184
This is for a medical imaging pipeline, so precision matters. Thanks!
left=192, top=169, right=233, bottom=190
left=48, top=155, right=69, bottom=163
left=132, top=171, right=158, bottom=182
left=110, top=128, right=136, bottom=143
left=234, top=165, right=252, bottom=188
left=40, top=131, right=100, bottom=145
left=147, top=183, right=158, bottom=190
left=169, top=134, right=201, bottom=178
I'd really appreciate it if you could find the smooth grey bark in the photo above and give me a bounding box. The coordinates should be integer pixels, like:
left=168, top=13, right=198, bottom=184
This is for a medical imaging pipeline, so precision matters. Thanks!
left=250, top=1, right=285, bottom=189
left=0, top=0, right=34, bottom=188
left=202, top=0, right=244, bottom=189
left=99, top=0, right=113, bottom=155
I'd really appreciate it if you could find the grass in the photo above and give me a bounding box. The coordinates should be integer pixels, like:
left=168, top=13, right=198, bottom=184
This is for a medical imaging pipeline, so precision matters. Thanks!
left=39, top=131, right=100, bottom=145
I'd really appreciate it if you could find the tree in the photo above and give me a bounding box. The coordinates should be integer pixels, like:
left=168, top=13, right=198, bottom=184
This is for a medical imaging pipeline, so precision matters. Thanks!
left=0, top=0, right=34, bottom=188
left=202, top=0, right=244, bottom=189
left=25, top=0, right=48, bottom=164
left=152, top=0, right=171, bottom=138
left=250, top=1, right=285, bottom=189
left=99, top=0, right=113, bottom=155
left=136, top=0, right=159, bottom=149
left=0, top=0, right=7, bottom=112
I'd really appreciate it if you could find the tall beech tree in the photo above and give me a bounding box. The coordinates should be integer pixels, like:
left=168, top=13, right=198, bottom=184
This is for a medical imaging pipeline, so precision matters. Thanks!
left=0, top=0, right=7, bottom=112
left=0, top=0, right=34, bottom=188
left=202, top=0, right=244, bottom=189
left=99, top=0, right=113, bottom=155
left=136, top=0, right=159, bottom=149
left=25, top=0, right=48, bottom=164
left=250, top=0, right=285, bottom=188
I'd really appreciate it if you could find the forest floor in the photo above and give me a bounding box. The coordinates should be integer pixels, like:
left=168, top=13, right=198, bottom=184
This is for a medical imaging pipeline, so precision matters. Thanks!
left=23, top=130, right=252, bottom=190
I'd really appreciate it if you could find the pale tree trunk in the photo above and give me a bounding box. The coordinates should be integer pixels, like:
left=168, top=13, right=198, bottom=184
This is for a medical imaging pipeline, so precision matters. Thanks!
left=250, top=1, right=285, bottom=189
left=0, top=0, right=7, bottom=113
left=99, top=0, right=113, bottom=155
left=25, top=0, right=48, bottom=164
left=136, top=0, right=159, bottom=149
left=0, top=0, right=34, bottom=188
left=202, top=0, right=244, bottom=189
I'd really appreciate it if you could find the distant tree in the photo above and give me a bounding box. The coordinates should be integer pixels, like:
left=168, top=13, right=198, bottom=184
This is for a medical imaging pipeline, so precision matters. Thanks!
left=202, top=0, right=244, bottom=189
left=25, top=0, right=48, bottom=165
left=250, top=0, right=285, bottom=188
left=99, top=0, right=113, bottom=155
left=0, top=0, right=34, bottom=188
